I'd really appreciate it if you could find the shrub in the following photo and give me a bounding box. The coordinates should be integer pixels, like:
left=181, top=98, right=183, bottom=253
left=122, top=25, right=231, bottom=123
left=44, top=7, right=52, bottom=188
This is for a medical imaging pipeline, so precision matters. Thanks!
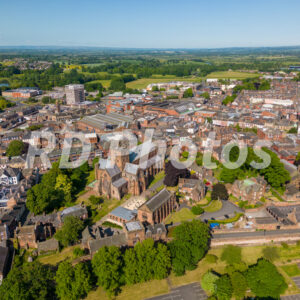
left=191, top=205, right=204, bottom=215
left=281, top=242, right=289, bottom=249
left=201, top=271, right=219, bottom=294
left=73, top=247, right=85, bottom=258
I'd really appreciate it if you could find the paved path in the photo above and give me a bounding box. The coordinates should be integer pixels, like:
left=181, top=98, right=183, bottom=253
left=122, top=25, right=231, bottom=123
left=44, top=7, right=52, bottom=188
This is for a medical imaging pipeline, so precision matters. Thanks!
left=281, top=295, right=300, bottom=299
left=145, top=282, right=207, bottom=300
left=292, top=276, right=300, bottom=289
left=148, top=177, right=165, bottom=192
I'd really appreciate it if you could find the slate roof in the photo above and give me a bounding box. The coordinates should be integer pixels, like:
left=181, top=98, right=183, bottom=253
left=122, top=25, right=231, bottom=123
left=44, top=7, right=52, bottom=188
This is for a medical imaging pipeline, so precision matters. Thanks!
left=125, top=221, right=143, bottom=232
left=99, top=159, right=121, bottom=178
left=89, top=232, right=127, bottom=254
left=124, top=163, right=139, bottom=175
left=37, top=238, right=59, bottom=254
left=61, top=205, right=87, bottom=221
left=144, top=188, right=172, bottom=212
left=112, top=178, right=127, bottom=188
left=109, top=206, right=137, bottom=221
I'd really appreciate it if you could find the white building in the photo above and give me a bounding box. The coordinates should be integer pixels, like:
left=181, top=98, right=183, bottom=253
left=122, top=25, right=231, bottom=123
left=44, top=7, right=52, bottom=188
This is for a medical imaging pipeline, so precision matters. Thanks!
left=65, top=84, right=85, bottom=105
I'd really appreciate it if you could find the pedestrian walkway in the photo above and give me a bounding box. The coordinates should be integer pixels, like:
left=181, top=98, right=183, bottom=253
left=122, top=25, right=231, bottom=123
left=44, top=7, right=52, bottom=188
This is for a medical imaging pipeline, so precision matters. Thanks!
left=145, top=282, right=207, bottom=300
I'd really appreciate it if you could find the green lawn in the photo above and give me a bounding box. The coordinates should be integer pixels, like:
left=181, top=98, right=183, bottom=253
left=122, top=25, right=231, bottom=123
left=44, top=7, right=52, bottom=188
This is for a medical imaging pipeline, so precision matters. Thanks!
left=126, top=76, right=203, bottom=89
left=149, top=171, right=165, bottom=188
left=281, top=264, right=300, bottom=277
left=87, top=279, right=170, bottom=300
left=206, top=71, right=259, bottom=79
left=164, top=208, right=196, bottom=224
left=38, top=246, right=77, bottom=265
left=204, top=200, right=222, bottom=213
left=86, top=79, right=111, bottom=88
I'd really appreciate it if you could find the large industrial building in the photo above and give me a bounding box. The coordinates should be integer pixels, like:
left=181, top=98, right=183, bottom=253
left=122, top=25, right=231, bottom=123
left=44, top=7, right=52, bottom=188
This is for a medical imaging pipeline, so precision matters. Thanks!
left=2, top=87, right=42, bottom=99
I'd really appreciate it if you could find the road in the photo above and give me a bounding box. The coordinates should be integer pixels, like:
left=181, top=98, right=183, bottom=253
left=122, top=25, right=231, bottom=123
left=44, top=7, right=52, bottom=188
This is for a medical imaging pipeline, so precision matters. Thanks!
left=213, top=228, right=300, bottom=239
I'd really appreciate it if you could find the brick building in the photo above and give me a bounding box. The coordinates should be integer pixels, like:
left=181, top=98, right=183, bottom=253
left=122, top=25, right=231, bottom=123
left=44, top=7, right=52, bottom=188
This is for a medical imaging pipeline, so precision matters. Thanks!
left=137, top=188, right=177, bottom=225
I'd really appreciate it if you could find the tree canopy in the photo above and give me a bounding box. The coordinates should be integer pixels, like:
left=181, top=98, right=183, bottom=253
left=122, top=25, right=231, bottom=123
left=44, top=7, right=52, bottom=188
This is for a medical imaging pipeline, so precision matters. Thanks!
left=0, top=262, right=55, bottom=300
left=211, top=183, right=229, bottom=201
left=55, top=261, right=92, bottom=300
left=54, top=216, right=85, bottom=247
left=6, top=140, right=26, bottom=157
left=246, top=258, right=287, bottom=298
left=168, top=220, right=210, bottom=276
left=92, top=246, right=123, bottom=296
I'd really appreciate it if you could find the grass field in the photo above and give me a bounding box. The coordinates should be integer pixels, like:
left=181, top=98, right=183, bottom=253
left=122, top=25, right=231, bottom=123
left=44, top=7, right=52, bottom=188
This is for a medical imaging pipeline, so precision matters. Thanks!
left=126, top=76, right=203, bottom=89
left=164, top=208, right=196, bottom=224
left=281, top=264, right=300, bottom=277
left=38, top=246, right=77, bottom=265
left=87, top=279, right=169, bottom=300
left=205, top=71, right=259, bottom=79
left=203, top=200, right=222, bottom=213
left=86, top=79, right=111, bottom=88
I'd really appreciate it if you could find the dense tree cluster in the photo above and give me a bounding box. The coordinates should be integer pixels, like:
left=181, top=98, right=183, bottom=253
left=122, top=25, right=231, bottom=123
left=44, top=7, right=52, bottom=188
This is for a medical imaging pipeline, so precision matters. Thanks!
left=91, top=220, right=209, bottom=295
left=26, top=162, right=91, bottom=215
left=92, top=239, right=171, bottom=296
left=55, top=261, right=92, bottom=300
left=6, top=140, right=26, bottom=157
left=164, top=161, right=190, bottom=187
left=219, top=147, right=290, bottom=190
left=0, top=262, right=56, bottom=300
left=201, top=246, right=287, bottom=300
left=169, top=220, right=210, bottom=276
left=211, top=183, right=229, bottom=201
left=0, top=96, right=15, bottom=111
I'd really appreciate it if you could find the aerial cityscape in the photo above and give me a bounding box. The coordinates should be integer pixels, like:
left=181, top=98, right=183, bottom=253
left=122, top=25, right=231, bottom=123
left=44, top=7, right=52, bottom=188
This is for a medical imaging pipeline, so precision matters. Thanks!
left=1, top=1, right=300, bottom=299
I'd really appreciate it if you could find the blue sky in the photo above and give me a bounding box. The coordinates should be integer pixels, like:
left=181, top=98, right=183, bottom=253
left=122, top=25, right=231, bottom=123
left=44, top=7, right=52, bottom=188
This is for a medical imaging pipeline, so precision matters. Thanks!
left=1, top=0, right=300, bottom=48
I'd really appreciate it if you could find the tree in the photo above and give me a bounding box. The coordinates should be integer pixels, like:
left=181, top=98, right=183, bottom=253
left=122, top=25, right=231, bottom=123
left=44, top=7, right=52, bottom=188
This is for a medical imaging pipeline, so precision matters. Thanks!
left=92, top=246, right=123, bottom=296
left=55, top=261, right=92, bottom=300
left=124, top=239, right=170, bottom=285
left=164, top=161, right=190, bottom=187
left=246, top=258, right=287, bottom=298
left=221, top=245, right=242, bottom=265
left=0, top=262, right=55, bottom=300
left=215, top=274, right=233, bottom=300
left=262, top=246, right=280, bottom=262
left=183, top=88, right=193, bottom=98
left=6, top=140, right=26, bottom=157
left=288, top=127, right=297, bottom=134
left=55, top=174, right=73, bottom=204
left=124, top=248, right=139, bottom=285
left=230, top=271, right=247, bottom=299
left=109, top=77, right=126, bottom=91
left=191, top=205, right=204, bottom=215
left=168, top=220, right=210, bottom=276
left=202, top=92, right=210, bottom=100
left=153, top=243, right=171, bottom=280
left=26, top=184, right=62, bottom=215
left=55, top=216, right=84, bottom=247
left=0, top=97, right=15, bottom=110
left=89, top=195, right=103, bottom=205
left=201, top=271, right=219, bottom=294
left=211, top=183, right=229, bottom=201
